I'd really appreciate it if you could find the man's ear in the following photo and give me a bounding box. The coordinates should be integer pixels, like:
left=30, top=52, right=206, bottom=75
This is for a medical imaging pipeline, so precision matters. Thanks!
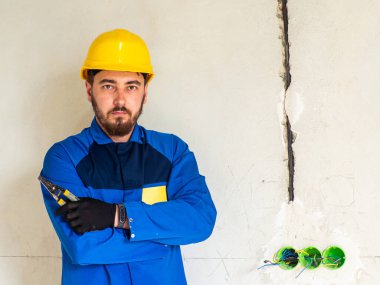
left=143, top=84, right=149, bottom=104
left=85, top=81, right=92, bottom=102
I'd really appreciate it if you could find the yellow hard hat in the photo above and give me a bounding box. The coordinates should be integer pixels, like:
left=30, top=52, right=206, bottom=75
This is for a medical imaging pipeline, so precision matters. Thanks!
left=80, top=29, right=154, bottom=83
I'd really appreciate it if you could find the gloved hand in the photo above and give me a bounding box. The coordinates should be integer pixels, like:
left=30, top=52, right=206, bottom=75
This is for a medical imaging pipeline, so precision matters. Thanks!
left=55, top=198, right=116, bottom=234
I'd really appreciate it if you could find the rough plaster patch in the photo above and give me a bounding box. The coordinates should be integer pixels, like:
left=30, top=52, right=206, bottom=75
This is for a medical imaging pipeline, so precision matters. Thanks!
left=284, top=86, right=305, bottom=125
left=258, top=201, right=363, bottom=284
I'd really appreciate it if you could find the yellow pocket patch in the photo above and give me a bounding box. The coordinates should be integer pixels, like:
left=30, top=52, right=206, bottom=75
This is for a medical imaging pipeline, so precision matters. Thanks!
left=142, top=185, right=168, bottom=205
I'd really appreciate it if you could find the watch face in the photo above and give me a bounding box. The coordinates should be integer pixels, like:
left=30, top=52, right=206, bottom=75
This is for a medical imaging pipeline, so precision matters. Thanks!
left=119, top=205, right=126, bottom=223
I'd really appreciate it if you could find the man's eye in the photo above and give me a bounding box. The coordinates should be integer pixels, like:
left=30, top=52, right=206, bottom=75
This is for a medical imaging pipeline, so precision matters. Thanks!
left=102, top=85, right=114, bottom=90
left=127, top=86, right=138, bottom=91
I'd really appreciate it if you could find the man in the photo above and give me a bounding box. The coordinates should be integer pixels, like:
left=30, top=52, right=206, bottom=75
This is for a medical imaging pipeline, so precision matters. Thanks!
left=40, top=29, right=217, bottom=285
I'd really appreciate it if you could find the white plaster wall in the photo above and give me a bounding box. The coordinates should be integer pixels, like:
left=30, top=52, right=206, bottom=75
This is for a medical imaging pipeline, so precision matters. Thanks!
left=278, top=1, right=380, bottom=283
left=1, top=0, right=379, bottom=284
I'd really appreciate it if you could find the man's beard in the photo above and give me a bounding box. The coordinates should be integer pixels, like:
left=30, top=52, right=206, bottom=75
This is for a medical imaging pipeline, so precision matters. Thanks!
left=91, top=94, right=145, bottom=137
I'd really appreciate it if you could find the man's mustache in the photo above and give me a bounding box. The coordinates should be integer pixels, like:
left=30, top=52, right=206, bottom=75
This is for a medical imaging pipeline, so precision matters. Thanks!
left=108, top=107, right=132, bottom=116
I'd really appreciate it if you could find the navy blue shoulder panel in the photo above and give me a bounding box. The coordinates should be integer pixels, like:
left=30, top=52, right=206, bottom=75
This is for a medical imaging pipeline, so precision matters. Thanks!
left=76, top=141, right=172, bottom=190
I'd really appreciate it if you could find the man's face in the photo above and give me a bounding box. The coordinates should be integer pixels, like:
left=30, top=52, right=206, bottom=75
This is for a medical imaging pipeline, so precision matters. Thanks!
left=86, top=70, right=148, bottom=138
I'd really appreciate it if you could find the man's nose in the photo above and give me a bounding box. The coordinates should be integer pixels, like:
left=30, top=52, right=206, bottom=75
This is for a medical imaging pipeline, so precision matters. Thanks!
left=113, top=89, right=126, bottom=106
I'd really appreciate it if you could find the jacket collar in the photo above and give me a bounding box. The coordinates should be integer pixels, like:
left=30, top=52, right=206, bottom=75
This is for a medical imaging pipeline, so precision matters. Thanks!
left=89, top=117, right=144, bottom=145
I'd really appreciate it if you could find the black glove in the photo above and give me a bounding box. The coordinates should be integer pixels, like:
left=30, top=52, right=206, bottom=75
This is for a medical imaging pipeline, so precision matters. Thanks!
left=55, top=198, right=116, bottom=234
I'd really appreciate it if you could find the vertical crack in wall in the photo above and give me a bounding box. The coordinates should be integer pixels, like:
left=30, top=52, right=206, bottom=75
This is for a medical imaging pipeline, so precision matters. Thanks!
left=278, top=0, right=295, bottom=202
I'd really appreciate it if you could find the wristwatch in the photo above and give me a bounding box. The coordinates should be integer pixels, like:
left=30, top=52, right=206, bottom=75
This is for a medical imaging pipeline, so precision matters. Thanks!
left=117, top=203, right=126, bottom=228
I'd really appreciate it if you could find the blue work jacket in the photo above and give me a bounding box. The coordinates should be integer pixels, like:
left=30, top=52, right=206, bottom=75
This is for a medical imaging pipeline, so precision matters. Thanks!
left=40, top=118, right=217, bottom=285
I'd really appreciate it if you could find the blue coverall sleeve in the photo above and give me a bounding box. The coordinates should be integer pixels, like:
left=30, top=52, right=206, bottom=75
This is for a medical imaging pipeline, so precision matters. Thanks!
left=125, top=136, right=217, bottom=245
left=41, top=143, right=168, bottom=265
